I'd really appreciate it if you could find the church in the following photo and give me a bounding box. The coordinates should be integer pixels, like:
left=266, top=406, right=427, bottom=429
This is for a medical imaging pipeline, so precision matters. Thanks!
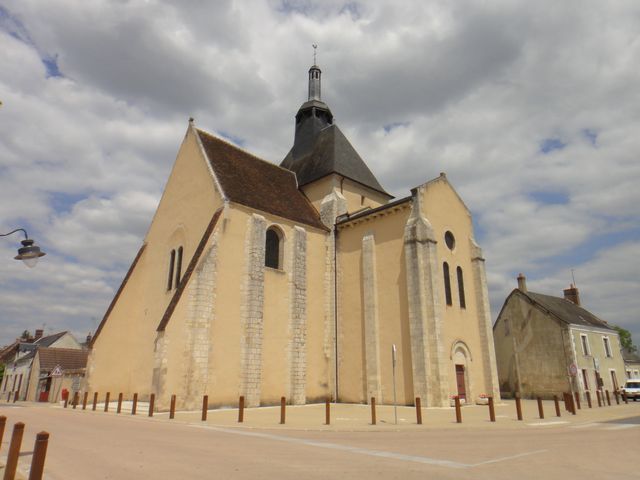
left=86, top=63, right=500, bottom=410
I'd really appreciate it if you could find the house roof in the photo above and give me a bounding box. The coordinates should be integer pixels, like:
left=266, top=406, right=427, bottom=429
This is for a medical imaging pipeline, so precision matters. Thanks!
left=622, top=348, right=640, bottom=364
left=0, top=341, right=19, bottom=363
left=36, top=347, right=88, bottom=371
left=521, top=290, right=614, bottom=331
left=33, top=331, right=68, bottom=347
left=196, top=129, right=327, bottom=231
left=281, top=124, right=391, bottom=197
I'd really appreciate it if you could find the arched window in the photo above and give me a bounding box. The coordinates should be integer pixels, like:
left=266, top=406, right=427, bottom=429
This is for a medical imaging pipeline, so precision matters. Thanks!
left=175, top=246, right=183, bottom=287
left=443, top=262, right=452, bottom=306
left=456, top=266, right=466, bottom=309
left=265, top=227, right=282, bottom=269
left=167, top=249, right=176, bottom=290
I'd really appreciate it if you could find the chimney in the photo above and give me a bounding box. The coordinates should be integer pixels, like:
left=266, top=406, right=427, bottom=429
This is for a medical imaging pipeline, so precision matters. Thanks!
left=86, top=333, right=93, bottom=344
left=34, top=329, right=44, bottom=341
left=517, top=273, right=527, bottom=292
left=563, top=284, right=581, bottom=306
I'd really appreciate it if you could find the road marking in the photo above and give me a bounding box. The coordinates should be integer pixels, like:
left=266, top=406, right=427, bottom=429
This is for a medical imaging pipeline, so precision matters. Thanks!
left=570, top=423, right=601, bottom=429
left=188, top=424, right=547, bottom=469
left=525, top=421, right=568, bottom=426
left=605, top=424, right=638, bottom=431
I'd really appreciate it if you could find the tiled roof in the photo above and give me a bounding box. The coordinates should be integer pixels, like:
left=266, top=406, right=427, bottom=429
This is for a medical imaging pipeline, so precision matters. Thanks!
left=37, top=347, right=88, bottom=371
left=622, top=348, right=640, bottom=364
left=34, top=331, right=67, bottom=347
left=523, top=291, right=614, bottom=330
left=197, top=129, right=327, bottom=231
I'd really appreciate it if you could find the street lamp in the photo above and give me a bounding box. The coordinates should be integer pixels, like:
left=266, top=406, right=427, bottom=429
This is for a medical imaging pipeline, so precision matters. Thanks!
left=0, top=228, right=46, bottom=268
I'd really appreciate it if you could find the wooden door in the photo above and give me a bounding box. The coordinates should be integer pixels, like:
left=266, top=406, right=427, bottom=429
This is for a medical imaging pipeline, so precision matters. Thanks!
left=455, top=365, right=466, bottom=400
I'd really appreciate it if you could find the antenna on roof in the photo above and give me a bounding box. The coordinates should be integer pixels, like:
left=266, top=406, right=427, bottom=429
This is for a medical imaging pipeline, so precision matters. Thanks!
left=571, top=269, right=577, bottom=287
left=312, top=44, right=318, bottom=65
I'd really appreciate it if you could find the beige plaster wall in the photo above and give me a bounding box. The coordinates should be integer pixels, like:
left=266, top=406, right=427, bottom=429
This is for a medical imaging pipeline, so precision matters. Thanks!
left=302, top=175, right=390, bottom=214
left=336, top=205, right=413, bottom=404
left=87, top=124, right=224, bottom=399
left=417, top=177, right=490, bottom=401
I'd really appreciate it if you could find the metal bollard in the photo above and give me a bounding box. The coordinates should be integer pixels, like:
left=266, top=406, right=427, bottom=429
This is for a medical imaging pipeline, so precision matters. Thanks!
left=515, top=393, right=523, bottom=421
left=280, top=397, right=286, bottom=424
left=104, top=392, right=110, bottom=412
left=537, top=397, right=544, bottom=419
left=326, top=397, right=331, bottom=425
left=554, top=395, right=561, bottom=417
left=202, top=395, right=208, bottom=422
left=169, top=395, right=176, bottom=419
left=0, top=416, right=6, bottom=451
left=148, top=393, right=155, bottom=417
left=454, top=396, right=462, bottom=423
left=92, top=392, right=98, bottom=411
left=586, top=391, right=592, bottom=408
left=117, top=393, right=123, bottom=414
left=63, top=396, right=68, bottom=408
left=238, top=396, right=245, bottom=423
left=596, top=390, right=602, bottom=407
left=3, top=422, right=25, bottom=480
left=574, top=392, right=581, bottom=410
left=605, top=390, right=611, bottom=406
left=614, top=390, right=620, bottom=405
left=488, top=396, right=496, bottom=422
left=563, top=392, right=569, bottom=412
left=28, top=431, right=50, bottom=480
left=568, top=394, right=576, bottom=415
left=622, top=391, right=628, bottom=404
left=132, top=393, right=138, bottom=415
left=371, top=397, right=377, bottom=425
left=72, top=392, right=79, bottom=409
left=13, top=391, right=18, bottom=403
left=82, top=392, right=88, bottom=410
left=415, top=397, right=423, bottom=425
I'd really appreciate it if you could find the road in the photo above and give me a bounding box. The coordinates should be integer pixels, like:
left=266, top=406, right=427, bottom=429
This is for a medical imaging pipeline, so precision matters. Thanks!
left=1, top=401, right=638, bottom=479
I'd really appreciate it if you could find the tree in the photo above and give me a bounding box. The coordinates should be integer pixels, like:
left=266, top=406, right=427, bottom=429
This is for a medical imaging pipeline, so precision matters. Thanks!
left=20, top=330, right=31, bottom=341
left=613, top=325, right=637, bottom=353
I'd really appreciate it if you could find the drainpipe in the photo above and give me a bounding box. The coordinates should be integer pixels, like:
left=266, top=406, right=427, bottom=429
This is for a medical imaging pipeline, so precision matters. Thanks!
left=334, top=224, right=339, bottom=401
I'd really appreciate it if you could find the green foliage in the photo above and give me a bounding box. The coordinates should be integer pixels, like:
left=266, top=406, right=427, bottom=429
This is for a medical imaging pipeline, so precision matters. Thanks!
left=613, top=325, right=637, bottom=353
left=20, top=330, right=31, bottom=341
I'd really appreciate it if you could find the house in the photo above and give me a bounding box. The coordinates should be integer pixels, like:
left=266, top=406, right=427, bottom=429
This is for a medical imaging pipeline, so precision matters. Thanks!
left=1, top=330, right=82, bottom=401
left=25, top=347, right=89, bottom=403
left=86, top=63, right=499, bottom=410
left=622, top=349, right=640, bottom=379
left=493, top=274, right=626, bottom=399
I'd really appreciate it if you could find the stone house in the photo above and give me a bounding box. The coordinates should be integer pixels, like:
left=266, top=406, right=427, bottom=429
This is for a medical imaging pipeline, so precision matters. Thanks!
left=622, top=349, right=640, bottom=379
left=25, top=347, right=89, bottom=403
left=493, top=274, right=626, bottom=399
left=86, top=63, right=499, bottom=410
left=1, top=330, right=82, bottom=401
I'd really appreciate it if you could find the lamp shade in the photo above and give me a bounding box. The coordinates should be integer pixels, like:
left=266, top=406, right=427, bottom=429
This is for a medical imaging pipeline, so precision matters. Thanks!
left=14, top=238, right=46, bottom=268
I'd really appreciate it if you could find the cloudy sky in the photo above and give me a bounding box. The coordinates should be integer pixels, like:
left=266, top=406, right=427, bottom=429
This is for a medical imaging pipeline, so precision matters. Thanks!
left=1, top=0, right=639, bottom=348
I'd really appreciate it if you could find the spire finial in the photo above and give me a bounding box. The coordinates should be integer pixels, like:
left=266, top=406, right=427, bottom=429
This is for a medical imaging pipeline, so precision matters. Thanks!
left=312, top=44, right=318, bottom=65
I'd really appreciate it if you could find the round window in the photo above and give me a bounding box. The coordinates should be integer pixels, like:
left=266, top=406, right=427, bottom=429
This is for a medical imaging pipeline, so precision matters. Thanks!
left=444, top=231, right=455, bottom=250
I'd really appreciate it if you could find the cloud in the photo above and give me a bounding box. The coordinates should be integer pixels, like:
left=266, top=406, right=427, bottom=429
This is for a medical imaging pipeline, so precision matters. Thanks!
left=0, top=0, right=639, bottom=349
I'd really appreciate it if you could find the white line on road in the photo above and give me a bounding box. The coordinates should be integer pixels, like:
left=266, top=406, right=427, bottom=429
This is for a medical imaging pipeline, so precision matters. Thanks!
left=570, top=423, right=601, bottom=429
left=605, top=424, right=638, bottom=430
left=525, top=421, right=568, bottom=427
left=188, top=423, right=547, bottom=470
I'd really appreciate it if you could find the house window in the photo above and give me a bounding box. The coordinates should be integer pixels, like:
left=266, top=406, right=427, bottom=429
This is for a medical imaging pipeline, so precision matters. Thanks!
left=456, top=266, right=466, bottom=309
left=580, top=334, right=590, bottom=356
left=603, top=336, right=612, bottom=358
left=443, top=262, right=452, bottom=306
left=265, top=227, right=283, bottom=269
left=167, top=249, right=176, bottom=291
left=175, top=246, right=183, bottom=287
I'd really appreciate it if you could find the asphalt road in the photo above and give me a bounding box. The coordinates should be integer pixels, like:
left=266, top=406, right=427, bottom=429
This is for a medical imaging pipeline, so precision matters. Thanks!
left=1, top=402, right=638, bottom=479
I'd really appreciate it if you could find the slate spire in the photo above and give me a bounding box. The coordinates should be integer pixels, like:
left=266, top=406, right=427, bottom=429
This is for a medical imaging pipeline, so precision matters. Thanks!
left=281, top=64, right=390, bottom=197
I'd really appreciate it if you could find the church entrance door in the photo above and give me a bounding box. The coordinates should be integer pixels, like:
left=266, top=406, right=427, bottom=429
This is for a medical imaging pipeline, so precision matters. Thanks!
left=455, top=364, right=466, bottom=400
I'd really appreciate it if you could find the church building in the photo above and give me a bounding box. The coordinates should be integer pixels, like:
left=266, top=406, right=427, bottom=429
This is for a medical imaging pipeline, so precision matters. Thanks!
left=86, top=64, right=499, bottom=410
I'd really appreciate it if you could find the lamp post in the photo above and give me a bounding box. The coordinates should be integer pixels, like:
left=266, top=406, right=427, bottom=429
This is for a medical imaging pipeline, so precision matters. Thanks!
left=0, top=228, right=46, bottom=268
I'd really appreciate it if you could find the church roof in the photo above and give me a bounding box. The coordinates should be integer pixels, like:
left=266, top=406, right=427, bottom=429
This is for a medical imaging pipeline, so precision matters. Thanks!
left=281, top=124, right=391, bottom=196
left=516, top=290, right=615, bottom=331
left=196, top=129, right=327, bottom=231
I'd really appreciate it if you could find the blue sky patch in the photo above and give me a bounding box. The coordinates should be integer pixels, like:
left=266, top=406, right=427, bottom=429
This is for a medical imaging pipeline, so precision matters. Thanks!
left=530, top=190, right=569, bottom=205
left=540, top=138, right=566, bottom=154
left=42, top=55, right=62, bottom=78
left=218, top=131, right=246, bottom=148
left=49, top=192, right=87, bottom=215
left=582, top=128, right=598, bottom=146
left=383, top=121, right=410, bottom=133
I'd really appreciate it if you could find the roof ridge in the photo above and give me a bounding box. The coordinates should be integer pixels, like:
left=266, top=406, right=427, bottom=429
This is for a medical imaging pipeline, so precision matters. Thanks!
left=196, top=128, right=298, bottom=179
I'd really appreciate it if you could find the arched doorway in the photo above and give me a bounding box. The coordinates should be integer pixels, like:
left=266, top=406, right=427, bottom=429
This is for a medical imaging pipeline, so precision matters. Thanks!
left=451, top=341, right=473, bottom=402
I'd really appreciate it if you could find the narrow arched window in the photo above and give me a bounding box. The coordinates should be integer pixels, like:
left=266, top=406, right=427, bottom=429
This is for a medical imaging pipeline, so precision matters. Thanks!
left=167, top=249, right=176, bottom=290
left=175, top=246, right=183, bottom=287
left=457, top=266, right=466, bottom=309
left=265, top=228, right=282, bottom=269
left=443, top=262, right=452, bottom=306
